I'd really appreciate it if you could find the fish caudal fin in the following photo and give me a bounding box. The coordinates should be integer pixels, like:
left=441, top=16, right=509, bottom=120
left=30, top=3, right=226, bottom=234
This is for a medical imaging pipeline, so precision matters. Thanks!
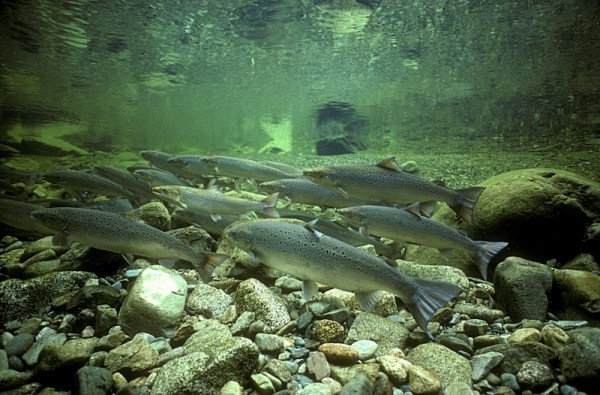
left=449, top=186, right=485, bottom=223
left=192, top=252, right=229, bottom=283
left=474, top=240, right=509, bottom=280
left=406, top=278, right=463, bottom=337
left=260, top=192, right=280, bottom=218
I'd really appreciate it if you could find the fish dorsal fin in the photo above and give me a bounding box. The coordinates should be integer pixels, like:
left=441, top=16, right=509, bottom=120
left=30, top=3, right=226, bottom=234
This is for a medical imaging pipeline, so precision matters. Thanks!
left=376, top=157, right=401, bottom=172
left=302, top=280, right=320, bottom=301
left=304, top=220, right=324, bottom=240
left=355, top=291, right=381, bottom=311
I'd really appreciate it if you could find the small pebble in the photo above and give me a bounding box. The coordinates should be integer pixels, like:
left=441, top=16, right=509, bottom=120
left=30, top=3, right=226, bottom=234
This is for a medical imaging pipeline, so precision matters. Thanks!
left=350, top=339, right=378, bottom=361
left=501, top=372, right=520, bottom=392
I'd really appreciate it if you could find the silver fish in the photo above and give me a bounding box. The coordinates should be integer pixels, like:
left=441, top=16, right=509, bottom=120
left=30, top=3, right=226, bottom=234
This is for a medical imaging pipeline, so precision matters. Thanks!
left=338, top=205, right=508, bottom=279
left=152, top=185, right=279, bottom=221
left=0, top=199, right=53, bottom=236
left=139, top=150, right=198, bottom=180
left=133, top=168, right=190, bottom=187
left=260, top=177, right=379, bottom=208
left=201, top=155, right=294, bottom=181
left=167, top=155, right=218, bottom=177
left=30, top=207, right=226, bottom=282
left=304, top=157, right=484, bottom=223
left=43, top=169, right=135, bottom=201
left=223, top=219, right=462, bottom=336
left=94, top=165, right=154, bottom=203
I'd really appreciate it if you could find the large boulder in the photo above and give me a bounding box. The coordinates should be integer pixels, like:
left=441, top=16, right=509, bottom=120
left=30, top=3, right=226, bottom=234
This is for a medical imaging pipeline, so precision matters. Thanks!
left=405, top=168, right=600, bottom=278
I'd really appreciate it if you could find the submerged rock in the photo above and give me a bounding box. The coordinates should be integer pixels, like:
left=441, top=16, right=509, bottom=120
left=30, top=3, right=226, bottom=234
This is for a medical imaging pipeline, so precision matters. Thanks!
left=493, top=256, right=553, bottom=322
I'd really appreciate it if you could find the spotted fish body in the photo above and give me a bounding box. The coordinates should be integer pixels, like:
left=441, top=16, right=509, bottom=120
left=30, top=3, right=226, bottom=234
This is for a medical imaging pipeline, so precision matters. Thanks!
left=224, top=219, right=462, bottom=335
left=30, top=207, right=225, bottom=282
left=167, top=155, right=218, bottom=177
left=338, top=205, right=508, bottom=279
left=152, top=185, right=279, bottom=221
left=260, top=177, right=378, bottom=208
left=304, top=158, right=485, bottom=223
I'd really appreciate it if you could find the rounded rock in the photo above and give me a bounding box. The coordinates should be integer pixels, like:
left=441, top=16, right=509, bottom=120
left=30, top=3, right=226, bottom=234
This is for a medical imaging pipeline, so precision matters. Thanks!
left=516, top=360, right=555, bottom=391
left=318, top=343, right=359, bottom=365
left=5, top=333, right=34, bottom=357
left=313, top=319, right=345, bottom=343
left=350, top=339, right=378, bottom=361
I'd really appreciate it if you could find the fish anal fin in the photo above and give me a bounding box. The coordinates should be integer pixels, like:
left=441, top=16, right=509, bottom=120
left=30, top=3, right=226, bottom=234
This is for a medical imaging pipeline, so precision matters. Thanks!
left=302, top=280, right=320, bottom=301
left=355, top=291, right=381, bottom=312
left=193, top=252, right=229, bottom=283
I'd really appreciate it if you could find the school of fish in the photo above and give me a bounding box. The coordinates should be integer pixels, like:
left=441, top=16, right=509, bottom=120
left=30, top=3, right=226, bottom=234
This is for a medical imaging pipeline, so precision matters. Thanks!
left=0, top=152, right=509, bottom=337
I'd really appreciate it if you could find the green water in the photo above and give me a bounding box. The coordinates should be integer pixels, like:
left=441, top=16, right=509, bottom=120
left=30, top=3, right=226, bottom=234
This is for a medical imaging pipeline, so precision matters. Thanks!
left=1, top=0, right=599, bottom=154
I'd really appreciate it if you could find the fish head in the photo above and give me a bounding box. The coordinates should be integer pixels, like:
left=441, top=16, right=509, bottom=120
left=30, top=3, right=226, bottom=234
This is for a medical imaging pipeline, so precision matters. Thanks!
left=31, top=209, right=68, bottom=231
left=303, top=167, right=338, bottom=187
left=167, top=157, right=187, bottom=168
left=223, top=224, right=255, bottom=252
left=133, top=169, right=153, bottom=182
left=259, top=180, right=284, bottom=195
left=152, top=186, right=182, bottom=202
left=336, top=207, right=365, bottom=225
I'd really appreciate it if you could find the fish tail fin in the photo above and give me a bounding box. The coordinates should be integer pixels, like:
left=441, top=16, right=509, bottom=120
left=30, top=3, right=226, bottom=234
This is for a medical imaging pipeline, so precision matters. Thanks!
left=260, top=192, right=280, bottom=218
left=192, top=252, right=229, bottom=283
left=405, top=278, right=463, bottom=338
left=449, top=186, right=485, bottom=223
left=474, top=240, right=509, bottom=280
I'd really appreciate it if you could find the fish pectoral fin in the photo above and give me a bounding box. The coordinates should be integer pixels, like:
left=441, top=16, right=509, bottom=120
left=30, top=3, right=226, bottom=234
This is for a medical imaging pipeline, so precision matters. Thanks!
left=337, top=186, right=349, bottom=198
left=355, top=291, right=382, bottom=312
left=302, top=280, right=320, bottom=301
left=193, top=252, right=229, bottom=283
left=439, top=248, right=453, bottom=261
left=52, top=231, right=69, bottom=247
left=359, top=226, right=369, bottom=237
left=159, top=259, right=177, bottom=269
left=405, top=203, right=423, bottom=218
left=210, top=213, right=222, bottom=222
left=122, top=253, right=135, bottom=264
left=304, top=220, right=324, bottom=240
left=245, top=250, right=261, bottom=267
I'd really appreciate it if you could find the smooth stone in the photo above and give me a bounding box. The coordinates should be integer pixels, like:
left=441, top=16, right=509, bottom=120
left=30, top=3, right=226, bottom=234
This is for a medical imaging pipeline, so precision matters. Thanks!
left=501, top=372, right=520, bottom=392
left=508, top=328, right=542, bottom=343
left=72, top=366, right=113, bottom=395
left=22, top=331, right=67, bottom=366
left=36, top=338, right=98, bottom=384
left=263, top=359, right=292, bottom=385
left=541, top=325, right=569, bottom=350
left=350, top=340, right=378, bottom=361
left=0, top=369, right=33, bottom=391
left=306, top=351, right=330, bottom=381
left=318, top=343, right=359, bottom=365
left=255, top=333, right=284, bottom=354
left=340, top=373, right=373, bottom=395
left=230, top=311, right=255, bottom=336
left=471, top=351, right=504, bottom=381
left=218, top=380, right=244, bottom=395
left=250, top=373, right=275, bottom=395
left=553, top=269, right=600, bottom=325
left=4, top=333, right=34, bottom=357
left=453, top=303, right=505, bottom=323
left=0, top=350, right=8, bottom=370
left=117, top=265, right=187, bottom=338
left=378, top=354, right=411, bottom=387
